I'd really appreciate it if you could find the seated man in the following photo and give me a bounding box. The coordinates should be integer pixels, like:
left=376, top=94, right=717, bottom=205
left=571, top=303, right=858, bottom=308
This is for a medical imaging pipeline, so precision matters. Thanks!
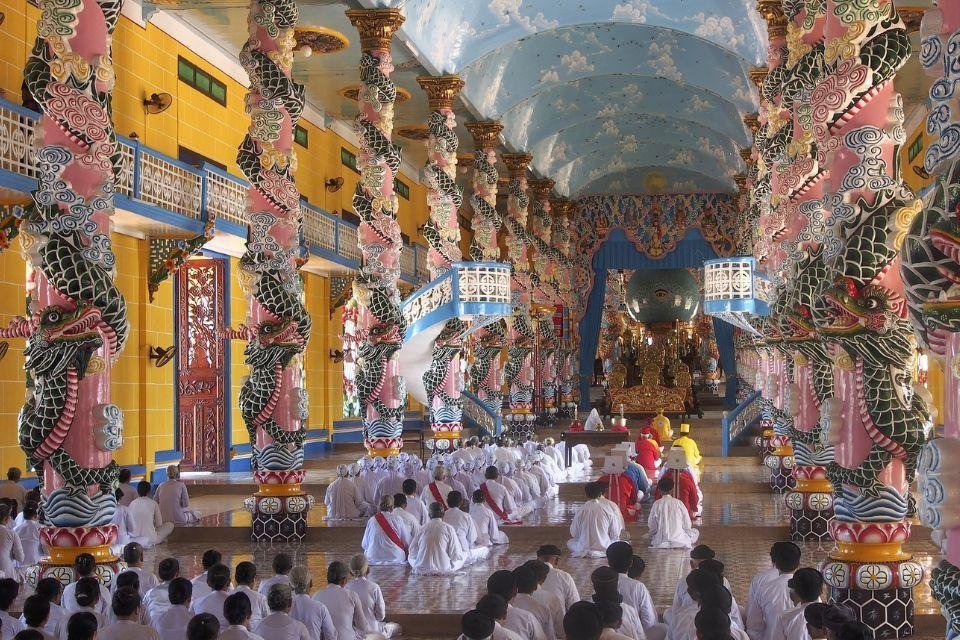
left=128, top=481, right=175, bottom=548
left=470, top=490, right=509, bottom=546
left=421, top=464, right=454, bottom=511
left=325, top=465, right=371, bottom=521
left=155, top=466, right=201, bottom=524
left=407, top=502, right=466, bottom=575
left=634, top=431, right=661, bottom=481
left=361, top=495, right=411, bottom=566
left=648, top=476, right=699, bottom=549
left=567, top=482, right=623, bottom=558
left=671, top=423, right=702, bottom=469
left=479, top=466, right=522, bottom=524
left=655, top=447, right=700, bottom=520
left=442, top=491, right=489, bottom=564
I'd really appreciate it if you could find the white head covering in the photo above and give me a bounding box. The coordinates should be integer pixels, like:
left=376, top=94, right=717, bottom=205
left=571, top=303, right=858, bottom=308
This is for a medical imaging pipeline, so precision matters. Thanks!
left=348, top=463, right=360, bottom=477
left=336, top=464, right=348, bottom=478
left=665, top=447, right=690, bottom=470
left=602, top=455, right=627, bottom=475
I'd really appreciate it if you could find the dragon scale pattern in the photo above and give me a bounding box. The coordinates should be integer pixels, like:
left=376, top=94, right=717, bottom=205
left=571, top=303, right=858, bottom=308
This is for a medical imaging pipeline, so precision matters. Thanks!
left=503, top=169, right=536, bottom=426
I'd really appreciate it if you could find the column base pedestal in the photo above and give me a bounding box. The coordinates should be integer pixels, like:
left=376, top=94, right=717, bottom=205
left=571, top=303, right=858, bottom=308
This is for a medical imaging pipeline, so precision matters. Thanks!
left=785, top=483, right=833, bottom=541
left=504, top=412, right=536, bottom=439
left=245, top=480, right=314, bottom=544
left=764, top=454, right=795, bottom=493
left=828, top=587, right=915, bottom=639
left=28, top=556, right=125, bottom=589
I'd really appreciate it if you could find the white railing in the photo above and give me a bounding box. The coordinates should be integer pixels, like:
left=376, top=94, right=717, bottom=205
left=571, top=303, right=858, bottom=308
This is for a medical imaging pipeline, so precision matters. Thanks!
left=137, top=151, right=202, bottom=219
left=0, top=102, right=35, bottom=180
left=303, top=206, right=337, bottom=252
left=204, top=168, right=246, bottom=227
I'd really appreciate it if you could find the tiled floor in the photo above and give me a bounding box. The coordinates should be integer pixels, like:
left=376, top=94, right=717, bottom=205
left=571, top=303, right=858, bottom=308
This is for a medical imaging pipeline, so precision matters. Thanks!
left=109, top=411, right=946, bottom=637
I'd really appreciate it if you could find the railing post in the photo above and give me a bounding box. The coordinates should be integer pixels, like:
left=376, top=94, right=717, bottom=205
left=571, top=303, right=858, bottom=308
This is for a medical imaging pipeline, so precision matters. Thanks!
left=131, top=139, right=142, bottom=200
left=199, top=162, right=210, bottom=224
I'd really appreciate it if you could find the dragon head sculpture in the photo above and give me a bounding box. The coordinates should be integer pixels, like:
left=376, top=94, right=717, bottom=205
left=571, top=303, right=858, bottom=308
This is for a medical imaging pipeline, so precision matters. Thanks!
left=25, top=305, right=103, bottom=379
left=244, top=318, right=303, bottom=369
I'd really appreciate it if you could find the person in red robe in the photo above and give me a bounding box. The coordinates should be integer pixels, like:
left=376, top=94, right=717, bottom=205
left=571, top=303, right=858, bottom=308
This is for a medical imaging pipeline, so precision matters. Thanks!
left=634, top=431, right=661, bottom=480
left=635, top=417, right=661, bottom=447
left=598, top=456, right=638, bottom=521
left=654, top=448, right=700, bottom=520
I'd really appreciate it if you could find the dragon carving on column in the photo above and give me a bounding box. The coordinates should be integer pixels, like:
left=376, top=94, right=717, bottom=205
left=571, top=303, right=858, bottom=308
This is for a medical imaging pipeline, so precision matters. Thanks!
left=417, top=75, right=466, bottom=450
left=760, top=287, right=796, bottom=493
left=903, top=5, right=960, bottom=638
left=552, top=198, right=578, bottom=418
left=236, top=0, right=313, bottom=540
left=14, top=0, right=128, bottom=582
left=528, top=179, right=558, bottom=424
left=465, top=121, right=506, bottom=428
left=809, top=2, right=926, bottom=633
left=501, top=153, right=536, bottom=437
left=345, top=9, right=407, bottom=456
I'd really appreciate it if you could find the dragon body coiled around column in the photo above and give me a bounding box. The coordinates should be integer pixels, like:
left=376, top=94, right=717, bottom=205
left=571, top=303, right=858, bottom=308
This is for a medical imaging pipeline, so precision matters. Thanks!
left=237, top=0, right=310, bottom=473
left=905, top=8, right=960, bottom=638
left=349, top=39, right=407, bottom=452
left=19, top=0, right=129, bottom=529
left=503, top=167, right=535, bottom=429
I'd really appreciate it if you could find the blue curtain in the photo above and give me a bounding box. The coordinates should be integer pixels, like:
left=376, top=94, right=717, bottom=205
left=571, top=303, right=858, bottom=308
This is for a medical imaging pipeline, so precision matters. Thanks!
left=578, top=228, right=738, bottom=408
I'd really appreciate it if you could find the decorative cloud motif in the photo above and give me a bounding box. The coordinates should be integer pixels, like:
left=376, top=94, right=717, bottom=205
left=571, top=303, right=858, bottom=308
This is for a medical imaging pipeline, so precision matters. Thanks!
left=540, top=69, right=560, bottom=83
left=561, top=50, right=594, bottom=73
left=690, top=13, right=744, bottom=49
left=489, top=0, right=560, bottom=31
left=688, top=95, right=712, bottom=112
left=646, top=41, right=683, bottom=82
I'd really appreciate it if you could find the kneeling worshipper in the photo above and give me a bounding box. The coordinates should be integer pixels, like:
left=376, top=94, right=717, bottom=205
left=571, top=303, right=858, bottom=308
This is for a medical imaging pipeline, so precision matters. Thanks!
left=655, top=448, right=700, bottom=520
left=422, top=464, right=455, bottom=511
left=568, top=482, right=625, bottom=558
left=611, top=444, right=651, bottom=497
left=156, top=465, right=202, bottom=524
left=648, top=476, right=699, bottom=549
left=480, top=466, right=523, bottom=524
left=471, top=489, right=509, bottom=546
left=745, top=542, right=801, bottom=640
left=326, top=465, right=372, bottom=521
left=599, top=456, right=639, bottom=522
left=664, top=569, right=743, bottom=640
left=633, top=431, right=661, bottom=482
left=769, top=568, right=824, bottom=640
left=361, top=495, right=412, bottom=566
left=407, top=502, right=467, bottom=575
left=443, top=491, right=490, bottom=564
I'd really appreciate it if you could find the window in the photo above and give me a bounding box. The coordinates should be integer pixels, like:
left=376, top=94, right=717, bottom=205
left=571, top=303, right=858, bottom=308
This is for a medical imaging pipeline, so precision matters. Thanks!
left=178, top=56, right=227, bottom=106
left=395, top=178, right=410, bottom=200
left=178, top=146, right=226, bottom=171
left=341, top=147, right=359, bottom=174
left=294, top=125, right=308, bottom=148
left=907, top=134, right=923, bottom=163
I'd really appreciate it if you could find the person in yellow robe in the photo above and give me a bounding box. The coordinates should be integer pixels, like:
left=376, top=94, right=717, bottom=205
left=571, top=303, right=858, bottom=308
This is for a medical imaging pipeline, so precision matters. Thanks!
left=670, top=424, right=702, bottom=468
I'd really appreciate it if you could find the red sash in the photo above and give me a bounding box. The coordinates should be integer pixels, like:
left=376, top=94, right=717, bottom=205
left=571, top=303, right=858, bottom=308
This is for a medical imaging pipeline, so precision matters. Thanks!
left=374, top=512, right=408, bottom=555
left=428, top=482, right=448, bottom=510
left=481, top=482, right=521, bottom=525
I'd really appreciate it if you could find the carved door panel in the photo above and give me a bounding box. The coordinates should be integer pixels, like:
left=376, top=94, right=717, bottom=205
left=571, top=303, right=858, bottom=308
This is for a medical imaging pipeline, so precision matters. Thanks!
left=176, top=258, right=227, bottom=471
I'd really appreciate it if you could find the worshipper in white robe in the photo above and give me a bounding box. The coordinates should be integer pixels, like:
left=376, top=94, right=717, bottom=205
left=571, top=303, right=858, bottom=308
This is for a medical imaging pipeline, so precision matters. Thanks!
left=0, top=503, right=23, bottom=581
left=745, top=542, right=801, bottom=640
left=99, top=587, right=160, bottom=640
left=142, top=557, right=180, bottom=623
left=460, top=608, right=497, bottom=640
left=590, top=566, right=646, bottom=640
left=346, top=554, right=399, bottom=639
left=375, top=456, right=405, bottom=503
left=326, top=465, right=372, bottom=521
left=361, top=495, right=412, bottom=566
left=470, top=490, right=509, bottom=546
left=511, top=566, right=556, bottom=639
left=120, top=543, right=159, bottom=597
left=606, top=543, right=659, bottom=637
left=108, top=490, right=137, bottom=556
left=259, top=553, right=294, bottom=598
left=151, top=577, right=192, bottom=640
left=254, top=583, right=312, bottom=640
left=407, top=502, right=466, bottom=575
left=485, top=570, right=547, bottom=640
left=23, top=577, right=65, bottom=639
left=228, top=561, right=270, bottom=630
left=13, top=501, right=42, bottom=569
left=536, top=544, right=581, bottom=609
left=421, top=464, right=454, bottom=511
left=0, top=578, right=24, bottom=638
left=155, top=465, right=201, bottom=524
left=475, top=594, right=524, bottom=640
left=189, top=549, right=221, bottom=603
left=117, top=469, right=138, bottom=507
left=452, top=458, right=477, bottom=498
left=218, top=591, right=264, bottom=640
left=442, top=491, right=490, bottom=564
left=289, top=566, right=337, bottom=640
left=190, top=564, right=231, bottom=628
left=313, top=560, right=372, bottom=640
left=769, top=568, right=823, bottom=640
left=664, top=569, right=723, bottom=640
left=568, top=482, right=624, bottom=558
left=479, top=466, right=523, bottom=524
left=128, top=481, right=175, bottom=548
left=647, top=476, right=698, bottom=549
left=391, top=493, right=422, bottom=536
left=355, top=457, right=381, bottom=509
left=522, top=560, right=565, bottom=640
left=497, top=463, right=527, bottom=513
left=400, top=479, right=428, bottom=526
left=63, top=556, right=111, bottom=617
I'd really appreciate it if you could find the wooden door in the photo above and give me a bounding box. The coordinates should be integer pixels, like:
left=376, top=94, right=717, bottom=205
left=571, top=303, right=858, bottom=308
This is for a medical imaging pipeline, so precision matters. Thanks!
left=176, top=258, right=227, bottom=471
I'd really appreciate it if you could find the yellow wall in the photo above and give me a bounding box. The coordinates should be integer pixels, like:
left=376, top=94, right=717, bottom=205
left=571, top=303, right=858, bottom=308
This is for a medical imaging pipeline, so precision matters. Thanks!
left=0, top=0, right=436, bottom=470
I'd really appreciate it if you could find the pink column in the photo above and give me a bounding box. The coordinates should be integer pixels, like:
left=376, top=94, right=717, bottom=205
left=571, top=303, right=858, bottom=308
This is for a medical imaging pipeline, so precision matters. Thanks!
left=345, top=9, right=407, bottom=457
left=465, top=122, right=507, bottom=430
left=417, top=75, right=466, bottom=449
left=810, top=2, right=926, bottom=635
left=501, top=153, right=536, bottom=437
left=529, top=179, right=559, bottom=423
left=552, top=199, right=579, bottom=418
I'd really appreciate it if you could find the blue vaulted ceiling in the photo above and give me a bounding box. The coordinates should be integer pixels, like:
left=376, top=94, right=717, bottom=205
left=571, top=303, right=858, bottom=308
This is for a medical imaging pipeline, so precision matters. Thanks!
left=166, top=0, right=766, bottom=195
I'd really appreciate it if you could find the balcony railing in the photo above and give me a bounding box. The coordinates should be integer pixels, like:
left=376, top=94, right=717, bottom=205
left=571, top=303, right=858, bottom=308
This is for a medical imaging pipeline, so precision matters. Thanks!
left=721, top=389, right=762, bottom=456
left=0, top=97, right=427, bottom=281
